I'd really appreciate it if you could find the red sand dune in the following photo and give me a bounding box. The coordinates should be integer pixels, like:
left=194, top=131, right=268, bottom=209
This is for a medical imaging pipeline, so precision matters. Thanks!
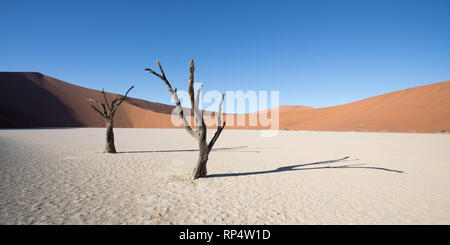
left=0, top=72, right=449, bottom=133
left=0, top=72, right=174, bottom=128
left=278, top=81, right=450, bottom=133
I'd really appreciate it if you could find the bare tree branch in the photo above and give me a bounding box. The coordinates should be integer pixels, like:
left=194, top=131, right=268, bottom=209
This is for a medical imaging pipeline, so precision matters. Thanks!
left=157, top=60, right=167, bottom=80
left=217, top=92, right=225, bottom=127
left=208, top=122, right=226, bottom=152
left=146, top=59, right=226, bottom=179
left=88, top=98, right=108, bottom=117
left=144, top=68, right=163, bottom=80
left=111, top=85, right=135, bottom=113
left=101, top=89, right=111, bottom=112
left=88, top=86, right=134, bottom=153
left=193, top=84, right=203, bottom=127
left=208, top=92, right=226, bottom=151
left=89, top=104, right=107, bottom=118
left=88, top=98, right=104, bottom=107
left=145, top=61, right=196, bottom=138
left=188, top=59, right=195, bottom=112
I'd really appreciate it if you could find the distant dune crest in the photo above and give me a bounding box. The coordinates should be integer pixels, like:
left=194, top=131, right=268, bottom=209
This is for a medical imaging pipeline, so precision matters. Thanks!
left=0, top=72, right=449, bottom=133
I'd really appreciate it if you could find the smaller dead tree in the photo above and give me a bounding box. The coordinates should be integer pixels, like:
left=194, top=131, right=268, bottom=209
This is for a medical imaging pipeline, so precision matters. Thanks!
left=88, top=86, right=134, bottom=153
left=145, top=59, right=225, bottom=180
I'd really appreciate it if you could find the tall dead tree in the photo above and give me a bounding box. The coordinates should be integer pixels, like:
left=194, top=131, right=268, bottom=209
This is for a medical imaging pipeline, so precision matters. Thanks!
left=145, top=60, right=225, bottom=180
left=88, top=86, right=134, bottom=153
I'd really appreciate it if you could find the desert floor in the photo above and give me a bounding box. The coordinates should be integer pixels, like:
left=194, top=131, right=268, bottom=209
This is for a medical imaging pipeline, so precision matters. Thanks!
left=0, top=128, right=449, bottom=224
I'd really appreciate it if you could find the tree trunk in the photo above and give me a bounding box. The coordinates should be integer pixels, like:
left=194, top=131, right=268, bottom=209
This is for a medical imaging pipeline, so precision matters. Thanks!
left=105, top=119, right=116, bottom=153
left=89, top=86, right=133, bottom=154
left=147, top=60, right=225, bottom=180
left=191, top=135, right=209, bottom=179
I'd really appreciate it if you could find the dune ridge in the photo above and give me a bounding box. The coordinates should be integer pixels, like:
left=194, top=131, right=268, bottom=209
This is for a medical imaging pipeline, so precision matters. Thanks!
left=0, top=72, right=449, bottom=133
left=279, top=80, right=450, bottom=133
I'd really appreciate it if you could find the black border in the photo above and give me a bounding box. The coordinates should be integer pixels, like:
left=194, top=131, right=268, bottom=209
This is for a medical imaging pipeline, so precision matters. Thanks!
left=1, top=225, right=448, bottom=243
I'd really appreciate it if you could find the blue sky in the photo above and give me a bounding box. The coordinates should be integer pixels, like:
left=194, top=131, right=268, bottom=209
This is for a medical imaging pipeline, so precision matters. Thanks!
left=1, top=0, right=450, bottom=113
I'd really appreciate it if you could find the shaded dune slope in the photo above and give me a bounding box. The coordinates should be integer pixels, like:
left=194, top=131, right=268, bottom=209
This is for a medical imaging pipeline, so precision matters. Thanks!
left=0, top=72, right=174, bottom=128
left=0, top=72, right=449, bottom=133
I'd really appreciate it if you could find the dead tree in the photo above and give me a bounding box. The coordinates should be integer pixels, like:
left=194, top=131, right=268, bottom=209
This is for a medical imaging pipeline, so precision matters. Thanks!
left=88, top=86, right=134, bottom=153
left=145, top=60, right=226, bottom=180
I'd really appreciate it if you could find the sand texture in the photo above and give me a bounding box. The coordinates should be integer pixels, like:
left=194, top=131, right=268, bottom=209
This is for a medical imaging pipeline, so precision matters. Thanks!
left=1, top=128, right=449, bottom=224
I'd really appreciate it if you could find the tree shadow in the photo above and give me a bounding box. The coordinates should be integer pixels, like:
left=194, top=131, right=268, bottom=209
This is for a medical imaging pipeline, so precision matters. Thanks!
left=206, top=156, right=404, bottom=178
left=118, top=145, right=260, bottom=154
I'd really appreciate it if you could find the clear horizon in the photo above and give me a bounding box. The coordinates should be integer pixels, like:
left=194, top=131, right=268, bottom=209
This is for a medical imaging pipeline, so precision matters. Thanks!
left=2, top=0, right=450, bottom=113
